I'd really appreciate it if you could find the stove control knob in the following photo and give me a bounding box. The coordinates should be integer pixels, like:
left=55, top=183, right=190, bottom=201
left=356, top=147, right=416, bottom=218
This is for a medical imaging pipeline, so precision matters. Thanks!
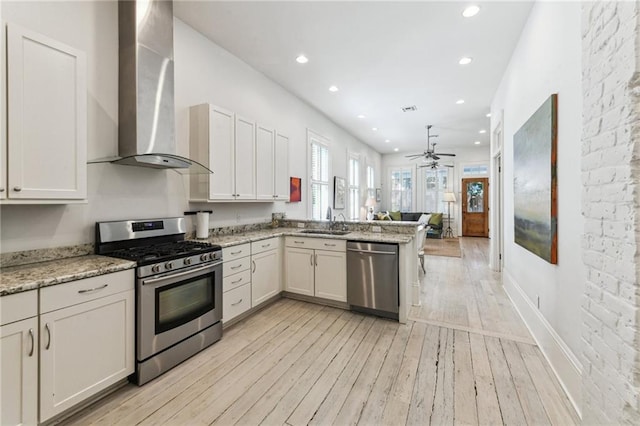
left=165, top=261, right=174, bottom=270
left=200, top=253, right=210, bottom=262
left=184, top=258, right=192, bottom=266
left=151, top=264, right=161, bottom=273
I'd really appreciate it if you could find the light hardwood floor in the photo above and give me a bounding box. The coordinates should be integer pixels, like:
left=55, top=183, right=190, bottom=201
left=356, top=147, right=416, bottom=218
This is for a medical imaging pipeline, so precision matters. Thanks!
left=64, top=238, right=578, bottom=425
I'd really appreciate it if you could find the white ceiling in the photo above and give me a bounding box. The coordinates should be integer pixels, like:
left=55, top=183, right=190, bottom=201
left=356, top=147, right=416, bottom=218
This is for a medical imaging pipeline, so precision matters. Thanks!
left=174, top=1, right=533, bottom=154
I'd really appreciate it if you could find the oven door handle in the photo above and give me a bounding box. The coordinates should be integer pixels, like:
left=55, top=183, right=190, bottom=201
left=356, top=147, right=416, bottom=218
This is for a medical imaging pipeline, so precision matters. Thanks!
left=142, top=263, right=219, bottom=286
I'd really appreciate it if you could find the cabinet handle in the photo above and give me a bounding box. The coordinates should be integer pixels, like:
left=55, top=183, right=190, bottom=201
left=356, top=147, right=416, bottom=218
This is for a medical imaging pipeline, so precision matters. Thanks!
left=0, top=188, right=4, bottom=192
left=310, top=254, right=313, bottom=266
left=231, top=298, right=243, bottom=306
left=230, top=264, right=243, bottom=270
left=44, top=323, right=51, bottom=350
left=230, top=250, right=242, bottom=255
left=261, top=243, right=271, bottom=248
left=252, top=260, right=256, bottom=273
left=78, top=284, right=108, bottom=294
left=324, top=243, right=336, bottom=247
left=28, top=329, right=35, bottom=357
left=315, top=254, right=318, bottom=266
left=231, top=277, right=243, bottom=284
left=13, top=186, right=22, bottom=192
left=294, top=240, right=304, bottom=244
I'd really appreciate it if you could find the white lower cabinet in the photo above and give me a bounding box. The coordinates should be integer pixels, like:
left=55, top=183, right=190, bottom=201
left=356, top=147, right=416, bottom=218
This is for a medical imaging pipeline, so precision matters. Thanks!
left=284, top=237, right=347, bottom=302
left=39, top=271, right=134, bottom=423
left=1, top=312, right=38, bottom=426
left=223, top=244, right=252, bottom=324
left=223, top=283, right=252, bottom=323
left=251, top=247, right=281, bottom=306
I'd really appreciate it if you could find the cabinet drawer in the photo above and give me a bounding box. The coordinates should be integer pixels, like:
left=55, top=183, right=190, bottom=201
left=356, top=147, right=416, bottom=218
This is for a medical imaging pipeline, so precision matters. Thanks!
left=224, top=258, right=251, bottom=277
left=223, top=283, right=251, bottom=323
left=251, top=237, right=280, bottom=255
left=223, top=269, right=251, bottom=293
left=40, top=269, right=134, bottom=314
left=0, top=290, right=38, bottom=325
left=285, top=236, right=346, bottom=252
left=222, top=243, right=250, bottom=261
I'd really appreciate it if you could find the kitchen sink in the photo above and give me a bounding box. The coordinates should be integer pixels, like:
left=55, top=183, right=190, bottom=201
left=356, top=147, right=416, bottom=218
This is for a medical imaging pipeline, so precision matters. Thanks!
left=299, top=229, right=351, bottom=236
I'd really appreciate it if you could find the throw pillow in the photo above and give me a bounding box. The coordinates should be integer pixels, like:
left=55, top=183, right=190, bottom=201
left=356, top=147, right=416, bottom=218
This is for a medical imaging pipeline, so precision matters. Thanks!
left=377, top=212, right=391, bottom=221
left=418, top=214, right=432, bottom=224
left=428, top=213, right=443, bottom=227
left=389, top=211, right=402, bottom=221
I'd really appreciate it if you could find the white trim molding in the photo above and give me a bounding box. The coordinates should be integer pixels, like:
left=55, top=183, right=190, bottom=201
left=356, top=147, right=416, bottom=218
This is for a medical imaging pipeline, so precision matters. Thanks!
left=503, top=269, right=582, bottom=418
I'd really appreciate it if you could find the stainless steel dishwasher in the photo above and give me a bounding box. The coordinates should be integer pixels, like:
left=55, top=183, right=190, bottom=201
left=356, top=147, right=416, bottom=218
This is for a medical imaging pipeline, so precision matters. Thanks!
left=347, top=241, right=399, bottom=320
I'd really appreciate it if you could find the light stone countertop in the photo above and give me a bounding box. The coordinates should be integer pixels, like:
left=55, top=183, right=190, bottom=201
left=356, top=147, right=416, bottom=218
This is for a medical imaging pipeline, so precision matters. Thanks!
left=0, top=255, right=136, bottom=297
left=0, top=226, right=416, bottom=297
left=197, top=227, right=415, bottom=247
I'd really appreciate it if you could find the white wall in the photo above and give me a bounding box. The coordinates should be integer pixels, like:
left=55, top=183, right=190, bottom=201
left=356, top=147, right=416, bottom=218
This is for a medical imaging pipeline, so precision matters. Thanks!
left=381, top=146, right=489, bottom=234
left=174, top=19, right=382, bottom=223
left=490, top=1, right=584, bottom=411
left=0, top=1, right=380, bottom=253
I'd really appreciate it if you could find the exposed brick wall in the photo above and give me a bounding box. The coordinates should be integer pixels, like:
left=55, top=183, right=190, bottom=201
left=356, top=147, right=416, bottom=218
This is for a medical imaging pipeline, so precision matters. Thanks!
left=581, top=1, right=640, bottom=423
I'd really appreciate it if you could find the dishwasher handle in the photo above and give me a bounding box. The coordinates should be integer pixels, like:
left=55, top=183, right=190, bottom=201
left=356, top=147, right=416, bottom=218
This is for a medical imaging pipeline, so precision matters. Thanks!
left=347, top=248, right=398, bottom=255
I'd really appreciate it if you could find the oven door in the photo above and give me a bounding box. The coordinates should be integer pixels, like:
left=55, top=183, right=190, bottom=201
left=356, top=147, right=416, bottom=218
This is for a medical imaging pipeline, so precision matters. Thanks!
left=137, top=261, right=222, bottom=361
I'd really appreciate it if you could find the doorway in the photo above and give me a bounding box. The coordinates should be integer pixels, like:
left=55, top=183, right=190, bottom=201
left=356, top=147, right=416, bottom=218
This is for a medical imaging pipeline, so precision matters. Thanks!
left=462, top=177, right=489, bottom=237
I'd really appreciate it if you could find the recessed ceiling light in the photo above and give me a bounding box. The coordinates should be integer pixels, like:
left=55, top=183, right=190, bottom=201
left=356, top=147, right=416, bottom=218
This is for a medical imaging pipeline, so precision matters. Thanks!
left=394, top=148, right=399, bottom=152
left=295, top=55, right=308, bottom=64
left=372, top=127, right=378, bottom=131
left=474, top=141, right=481, bottom=145
left=459, top=57, right=473, bottom=65
left=456, top=99, right=465, bottom=105
left=486, top=112, right=492, bottom=117
left=357, top=114, right=366, bottom=119
left=479, top=129, right=486, bottom=134
left=328, top=85, right=339, bottom=92
left=385, top=139, right=391, bottom=143
left=462, top=5, right=480, bottom=18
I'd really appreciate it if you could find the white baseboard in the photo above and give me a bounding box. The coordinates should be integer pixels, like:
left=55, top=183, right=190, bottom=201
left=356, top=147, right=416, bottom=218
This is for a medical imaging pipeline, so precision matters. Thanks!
left=503, top=269, right=582, bottom=418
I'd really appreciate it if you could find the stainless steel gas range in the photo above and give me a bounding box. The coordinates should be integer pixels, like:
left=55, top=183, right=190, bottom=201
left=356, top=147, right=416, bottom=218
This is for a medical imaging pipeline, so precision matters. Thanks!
left=96, top=217, right=222, bottom=385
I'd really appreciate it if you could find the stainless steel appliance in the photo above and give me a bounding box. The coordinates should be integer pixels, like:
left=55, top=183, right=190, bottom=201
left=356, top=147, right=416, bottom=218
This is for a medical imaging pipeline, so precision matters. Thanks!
left=96, top=217, right=222, bottom=385
left=346, top=241, right=399, bottom=320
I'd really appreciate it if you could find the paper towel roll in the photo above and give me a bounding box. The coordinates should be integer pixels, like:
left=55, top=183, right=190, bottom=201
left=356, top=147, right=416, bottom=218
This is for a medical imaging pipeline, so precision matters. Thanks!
left=196, top=212, right=210, bottom=239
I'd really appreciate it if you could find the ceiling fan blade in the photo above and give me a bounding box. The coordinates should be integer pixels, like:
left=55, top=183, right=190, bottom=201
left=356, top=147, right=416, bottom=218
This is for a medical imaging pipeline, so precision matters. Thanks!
left=432, top=155, right=440, bottom=160
left=444, top=165, right=454, bottom=168
left=405, top=154, right=424, bottom=158
left=436, top=153, right=456, bottom=157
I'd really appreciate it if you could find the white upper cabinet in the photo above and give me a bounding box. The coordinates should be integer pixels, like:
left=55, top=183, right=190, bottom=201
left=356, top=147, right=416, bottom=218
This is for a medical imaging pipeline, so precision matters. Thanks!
left=189, top=103, right=289, bottom=203
left=274, top=132, right=290, bottom=201
left=256, top=124, right=275, bottom=200
left=5, top=23, right=87, bottom=202
left=234, top=115, right=256, bottom=200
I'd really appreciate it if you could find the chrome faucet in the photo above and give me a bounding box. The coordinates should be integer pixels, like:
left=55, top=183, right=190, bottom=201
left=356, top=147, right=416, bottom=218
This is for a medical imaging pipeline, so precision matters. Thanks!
left=333, top=213, right=348, bottom=231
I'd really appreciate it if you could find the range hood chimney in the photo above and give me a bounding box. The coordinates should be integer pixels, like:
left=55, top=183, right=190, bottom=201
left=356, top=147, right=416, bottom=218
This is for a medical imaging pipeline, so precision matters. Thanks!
left=113, top=0, right=210, bottom=173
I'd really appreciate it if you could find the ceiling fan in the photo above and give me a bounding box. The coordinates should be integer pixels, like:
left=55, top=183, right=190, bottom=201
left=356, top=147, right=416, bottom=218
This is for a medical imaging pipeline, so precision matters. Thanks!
left=405, top=125, right=456, bottom=162
left=418, top=160, right=454, bottom=169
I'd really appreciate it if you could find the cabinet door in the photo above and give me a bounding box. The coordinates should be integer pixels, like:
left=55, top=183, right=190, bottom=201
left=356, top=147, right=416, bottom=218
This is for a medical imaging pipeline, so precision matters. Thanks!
left=1, top=318, right=38, bottom=426
left=234, top=115, right=256, bottom=200
left=7, top=23, right=87, bottom=200
left=252, top=249, right=280, bottom=306
left=256, top=124, right=275, bottom=200
left=285, top=247, right=315, bottom=297
left=39, top=290, right=134, bottom=422
left=314, top=250, right=347, bottom=302
left=274, top=132, right=290, bottom=200
left=208, top=105, right=236, bottom=200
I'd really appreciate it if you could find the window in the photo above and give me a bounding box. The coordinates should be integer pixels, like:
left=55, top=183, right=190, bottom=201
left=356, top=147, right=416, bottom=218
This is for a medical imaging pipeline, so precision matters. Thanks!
left=310, top=141, right=329, bottom=220
left=348, top=155, right=360, bottom=220
left=462, top=164, right=488, bottom=176
left=390, top=168, right=412, bottom=212
left=423, top=168, right=450, bottom=213
left=366, top=165, right=375, bottom=199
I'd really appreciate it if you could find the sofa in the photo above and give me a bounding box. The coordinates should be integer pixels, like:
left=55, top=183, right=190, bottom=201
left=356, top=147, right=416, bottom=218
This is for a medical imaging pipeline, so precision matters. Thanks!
left=375, top=211, right=444, bottom=239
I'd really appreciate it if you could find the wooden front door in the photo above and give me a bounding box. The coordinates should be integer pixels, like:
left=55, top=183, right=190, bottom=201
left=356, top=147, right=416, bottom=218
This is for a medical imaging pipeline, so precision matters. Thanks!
left=462, top=178, right=489, bottom=237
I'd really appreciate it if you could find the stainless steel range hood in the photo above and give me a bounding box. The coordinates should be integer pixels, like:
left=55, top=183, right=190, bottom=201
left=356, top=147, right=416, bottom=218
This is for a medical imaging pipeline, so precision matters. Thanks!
left=95, top=0, right=210, bottom=174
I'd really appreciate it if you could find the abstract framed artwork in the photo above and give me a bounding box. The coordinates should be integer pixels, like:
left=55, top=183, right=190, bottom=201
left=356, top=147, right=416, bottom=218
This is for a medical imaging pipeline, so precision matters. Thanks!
left=376, top=188, right=382, bottom=202
left=334, top=176, right=346, bottom=209
left=289, top=177, right=301, bottom=202
left=513, top=93, right=558, bottom=264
